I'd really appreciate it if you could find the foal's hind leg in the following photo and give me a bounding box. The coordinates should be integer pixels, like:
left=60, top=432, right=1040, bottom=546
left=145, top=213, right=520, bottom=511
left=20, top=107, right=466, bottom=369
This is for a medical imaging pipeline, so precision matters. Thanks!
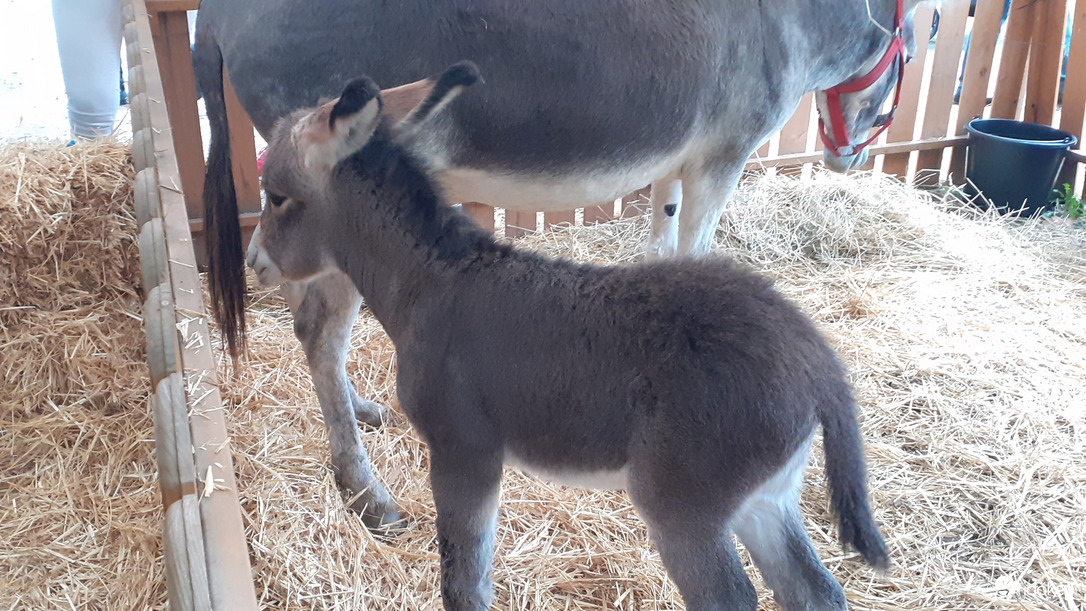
left=629, top=481, right=758, bottom=609
left=731, top=438, right=847, bottom=610
left=428, top=445, right=503, bottom=611
left=288, top=272, right=399, bottom=528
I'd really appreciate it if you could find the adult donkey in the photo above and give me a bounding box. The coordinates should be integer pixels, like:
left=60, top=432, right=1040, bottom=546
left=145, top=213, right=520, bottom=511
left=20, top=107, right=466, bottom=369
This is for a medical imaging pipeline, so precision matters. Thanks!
left=256, top=66, right=888, bottom=610
left=196, top=0, right=923, bottom=527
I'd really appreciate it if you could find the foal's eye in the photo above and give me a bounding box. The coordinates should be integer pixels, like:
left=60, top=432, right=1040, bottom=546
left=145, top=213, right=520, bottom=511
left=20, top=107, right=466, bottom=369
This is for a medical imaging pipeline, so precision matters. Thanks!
left=268, top=193, right=287, bottom=208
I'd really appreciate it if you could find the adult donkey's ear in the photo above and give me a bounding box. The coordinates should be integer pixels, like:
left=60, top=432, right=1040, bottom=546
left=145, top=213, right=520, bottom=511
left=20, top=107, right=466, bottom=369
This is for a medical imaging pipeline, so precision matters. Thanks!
left=900, top=0, right=931, bottom=62
left=383, top=61, right=482, bottom=139
left=295, top=77, right=384, bottom=173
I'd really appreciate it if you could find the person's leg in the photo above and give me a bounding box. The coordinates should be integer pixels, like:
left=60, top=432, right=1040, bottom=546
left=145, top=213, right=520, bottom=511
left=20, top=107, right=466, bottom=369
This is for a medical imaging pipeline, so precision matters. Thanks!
left=52, top=0, right=122, bottom=139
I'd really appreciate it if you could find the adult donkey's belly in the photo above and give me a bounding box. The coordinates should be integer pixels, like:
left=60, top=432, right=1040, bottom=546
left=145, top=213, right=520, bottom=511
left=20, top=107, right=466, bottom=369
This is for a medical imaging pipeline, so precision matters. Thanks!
left=208, top=0, right=761, bottom=178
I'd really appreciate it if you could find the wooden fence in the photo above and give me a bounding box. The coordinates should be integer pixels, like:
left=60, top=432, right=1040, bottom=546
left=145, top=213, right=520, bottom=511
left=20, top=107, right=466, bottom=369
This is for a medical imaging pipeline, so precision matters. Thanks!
left=125, top=0, right=258, bottom=608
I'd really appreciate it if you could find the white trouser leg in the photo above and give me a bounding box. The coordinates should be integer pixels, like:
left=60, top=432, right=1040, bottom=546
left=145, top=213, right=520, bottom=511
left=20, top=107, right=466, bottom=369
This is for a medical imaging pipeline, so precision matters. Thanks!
left=52, top=0, right=122, bottom=139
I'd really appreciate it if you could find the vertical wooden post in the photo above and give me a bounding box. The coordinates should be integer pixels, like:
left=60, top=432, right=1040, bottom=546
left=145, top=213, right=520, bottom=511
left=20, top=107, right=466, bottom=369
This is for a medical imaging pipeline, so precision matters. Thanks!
left=749, top=139, right=772, bottom=176
left=992, top=0, right=1037, bottom=119
left=914, top=0, right=971, bottom=185
left=505, top=210, right=537, bottom=237
left=151, top=10, right=203, bottom=225
left=1057, top=0, right=1086, bottom=190
left=949, top=0, right=1008, bottom=181
left=883, top=3, right=936, bottom=178
left=1024, top=0, right=1069, bottom=126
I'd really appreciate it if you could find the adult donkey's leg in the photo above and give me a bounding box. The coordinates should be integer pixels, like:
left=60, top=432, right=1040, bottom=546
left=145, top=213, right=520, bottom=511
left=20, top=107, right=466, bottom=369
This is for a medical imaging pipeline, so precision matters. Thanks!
left=286, top=272, right=399, bottom=529
left=645, top=176, right=684, bottom=260
left=731, top=439, right=848, bottom=611
left=675, top=158, right=748, bottom=257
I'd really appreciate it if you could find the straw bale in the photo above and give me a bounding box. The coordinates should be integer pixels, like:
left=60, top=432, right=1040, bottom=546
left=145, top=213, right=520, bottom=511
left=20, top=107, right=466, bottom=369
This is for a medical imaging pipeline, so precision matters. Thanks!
left=214, top=169, right=1084, bottom=609
left=0, top=141, right=163, bottom=608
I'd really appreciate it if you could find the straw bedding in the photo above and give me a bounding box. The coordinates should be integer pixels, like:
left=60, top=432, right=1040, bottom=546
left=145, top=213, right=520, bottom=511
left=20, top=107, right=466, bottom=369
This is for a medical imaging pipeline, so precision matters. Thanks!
left=2, top=139, right=1084, bottom=609
left=225, top=170, right=1085, bottom=609
left=0, top=141, right=163, bottom=608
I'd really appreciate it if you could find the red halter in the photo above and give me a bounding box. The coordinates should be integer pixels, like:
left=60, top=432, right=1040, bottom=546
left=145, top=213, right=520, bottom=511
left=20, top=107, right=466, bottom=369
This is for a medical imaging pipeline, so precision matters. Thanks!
left=818, top=0, right=906, bottom=157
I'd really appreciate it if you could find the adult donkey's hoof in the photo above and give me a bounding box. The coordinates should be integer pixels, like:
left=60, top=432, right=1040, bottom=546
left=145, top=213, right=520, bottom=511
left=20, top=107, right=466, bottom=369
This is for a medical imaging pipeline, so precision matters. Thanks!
left=347, top=484, right=401, bottom=531
left=351, top=395, right=386, bottom=428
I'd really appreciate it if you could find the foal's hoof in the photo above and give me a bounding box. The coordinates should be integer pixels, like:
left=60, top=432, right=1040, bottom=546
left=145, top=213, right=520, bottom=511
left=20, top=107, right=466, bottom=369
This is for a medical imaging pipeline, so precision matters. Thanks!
left=351, top=395, right=386, bottom=428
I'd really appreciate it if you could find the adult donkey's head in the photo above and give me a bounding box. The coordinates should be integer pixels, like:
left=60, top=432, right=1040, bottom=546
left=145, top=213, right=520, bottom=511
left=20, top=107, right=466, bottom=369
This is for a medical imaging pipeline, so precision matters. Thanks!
left=814, top=0, right=922, bottom=172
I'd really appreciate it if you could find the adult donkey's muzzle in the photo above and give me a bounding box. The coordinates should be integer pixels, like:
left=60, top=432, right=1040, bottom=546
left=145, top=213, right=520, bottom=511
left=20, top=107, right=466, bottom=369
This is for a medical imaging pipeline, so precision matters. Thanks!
left=822, top=146, right=869, bottom=173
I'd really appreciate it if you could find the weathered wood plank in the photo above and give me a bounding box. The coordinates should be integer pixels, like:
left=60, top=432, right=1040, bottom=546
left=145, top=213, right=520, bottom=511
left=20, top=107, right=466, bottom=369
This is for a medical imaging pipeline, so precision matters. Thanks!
left=128, top=0, right=259, bottom=607
left=949, top=0, right=1008, bottom=181
left=915, top=0, right=971, bottom=184
left=1024, top=0, right=1069, bottom=125
left=463, top=202, right=495, bottom=231
left=1057, top=0, right=1086, bottom=188
left=544, top=209, right=577, bottom=228
left=883, top=3, right=937, bottom=178
left=991, top=0, right=1036, bottom=119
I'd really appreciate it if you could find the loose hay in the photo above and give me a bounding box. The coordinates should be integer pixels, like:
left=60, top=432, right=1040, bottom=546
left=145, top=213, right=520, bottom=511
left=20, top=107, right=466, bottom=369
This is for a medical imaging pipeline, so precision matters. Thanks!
left=0, top=141, right=163, bottom=608
left=218, top=169, right=1085, bottom=609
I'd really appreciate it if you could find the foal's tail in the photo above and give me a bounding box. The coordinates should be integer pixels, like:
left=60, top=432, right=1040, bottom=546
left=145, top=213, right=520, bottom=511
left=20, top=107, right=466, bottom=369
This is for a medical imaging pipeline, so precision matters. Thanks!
left=820, top=389, right=889, bottom=568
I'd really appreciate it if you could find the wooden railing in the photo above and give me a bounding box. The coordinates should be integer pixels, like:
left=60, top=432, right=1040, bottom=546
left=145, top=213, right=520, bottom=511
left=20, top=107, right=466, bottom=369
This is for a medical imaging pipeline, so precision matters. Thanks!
left=126, top=0, right=258, bottom=608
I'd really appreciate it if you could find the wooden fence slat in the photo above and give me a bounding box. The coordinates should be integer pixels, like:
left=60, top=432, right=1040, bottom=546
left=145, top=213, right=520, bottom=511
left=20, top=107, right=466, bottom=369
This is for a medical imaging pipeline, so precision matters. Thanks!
left=583, top=200, right=616, bottom=225
left=883, top=3, right=937, bottom=178
left=992, top=0, right=1037, bottom=119
left=621, top=185, right=652, bottom=218
left=462, top=202, right=495, bottom=231
left=949, top=0, right=1009, bottom=181
left=744, top=135, right=968, bottom=168
left=544, top=209, right=577, bottom=228
left=777, top=93, right=814, bottom=173
left=504, top=210, right=536, bottom=237
left=914, top=0, right=972, bottom=184
left=1024, top=0, right=1069, bottom=125
left=1058, top=0, right=1086, bottom=189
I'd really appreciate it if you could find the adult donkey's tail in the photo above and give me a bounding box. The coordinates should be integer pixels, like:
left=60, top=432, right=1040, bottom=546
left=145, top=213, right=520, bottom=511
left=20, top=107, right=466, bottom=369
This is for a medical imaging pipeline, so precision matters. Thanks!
left=820, top=389, right=889, bottom=568
left=193, top=21, right=246, bottom=357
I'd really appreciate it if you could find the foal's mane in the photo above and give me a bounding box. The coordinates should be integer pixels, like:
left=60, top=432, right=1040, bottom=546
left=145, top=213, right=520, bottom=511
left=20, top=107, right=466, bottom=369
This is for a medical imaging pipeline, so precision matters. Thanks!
left=334, top=121, right=512, bottom=263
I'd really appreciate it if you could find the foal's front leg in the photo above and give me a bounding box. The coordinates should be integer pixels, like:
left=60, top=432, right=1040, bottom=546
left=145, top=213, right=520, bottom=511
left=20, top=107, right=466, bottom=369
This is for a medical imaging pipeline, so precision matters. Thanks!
left=287, top=272, right=399, bottom=529
left=429, top=444, right=503, bottom=610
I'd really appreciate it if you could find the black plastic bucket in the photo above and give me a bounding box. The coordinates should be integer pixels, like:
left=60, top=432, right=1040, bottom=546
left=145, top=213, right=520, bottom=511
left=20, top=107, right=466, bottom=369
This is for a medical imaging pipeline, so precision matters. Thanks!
left=964, top=118, right=1077, bottom=216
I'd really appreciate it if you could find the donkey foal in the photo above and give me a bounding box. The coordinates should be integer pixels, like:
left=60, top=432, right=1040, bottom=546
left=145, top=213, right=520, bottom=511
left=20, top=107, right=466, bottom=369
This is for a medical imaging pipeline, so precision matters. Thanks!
left=252, top=65, right=889, bottom=610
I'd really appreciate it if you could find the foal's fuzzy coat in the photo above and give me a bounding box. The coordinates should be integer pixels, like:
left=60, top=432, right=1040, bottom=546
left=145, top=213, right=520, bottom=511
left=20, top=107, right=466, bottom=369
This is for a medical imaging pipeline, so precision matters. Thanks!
left=253, top=71, right=888, bottom=610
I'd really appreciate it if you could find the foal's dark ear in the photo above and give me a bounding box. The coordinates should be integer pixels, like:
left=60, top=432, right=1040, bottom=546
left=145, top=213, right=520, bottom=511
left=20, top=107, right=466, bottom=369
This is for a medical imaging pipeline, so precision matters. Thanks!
left=295, top=76, right=384, bottom=173
left=329, top=77, right=383, bottom=131
left=394, top=61, right=482, bottom=137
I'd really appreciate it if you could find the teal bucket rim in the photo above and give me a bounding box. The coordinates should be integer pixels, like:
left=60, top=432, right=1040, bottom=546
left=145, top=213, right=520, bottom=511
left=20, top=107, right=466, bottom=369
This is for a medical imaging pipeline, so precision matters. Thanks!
left=965, top=118, right=1077, bottom=149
